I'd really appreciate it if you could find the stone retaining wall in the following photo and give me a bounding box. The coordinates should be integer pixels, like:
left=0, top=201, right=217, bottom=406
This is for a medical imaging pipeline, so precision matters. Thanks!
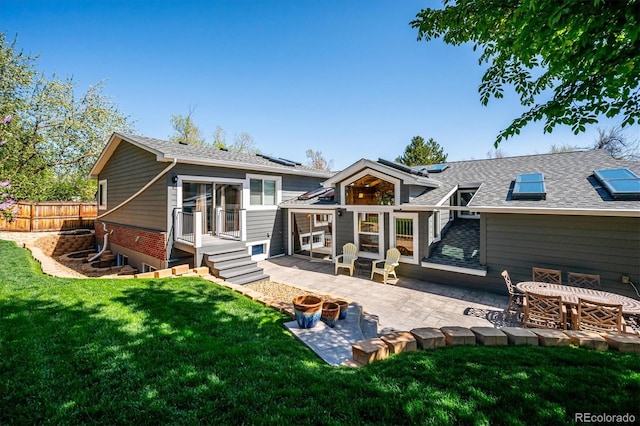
left=34, top=232, right=95, bottom=257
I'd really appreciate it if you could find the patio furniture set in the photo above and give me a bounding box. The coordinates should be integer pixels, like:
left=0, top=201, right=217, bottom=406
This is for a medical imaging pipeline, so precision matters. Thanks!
left=503, top=268, right=640, bottom=334
left=334, top=243, right=400, bottom=284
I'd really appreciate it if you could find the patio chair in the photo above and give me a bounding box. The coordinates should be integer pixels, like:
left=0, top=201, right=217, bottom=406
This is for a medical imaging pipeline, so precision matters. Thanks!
left=523, top=291, right=567, bottom=330
left=572, top=298, right=627, bottom=333
left=370, top=248, right=401, bottom=284
left=567, top=272, right=601, bottom=290
left=502, top=270, right=524, bottom=320
left=334, top=243, right=358, bottom=276
left=532, top=267, right=562, bottom=285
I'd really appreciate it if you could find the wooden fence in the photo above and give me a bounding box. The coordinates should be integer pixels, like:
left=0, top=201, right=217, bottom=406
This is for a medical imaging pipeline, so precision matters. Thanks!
left=0, top=202, right=97, bottom=232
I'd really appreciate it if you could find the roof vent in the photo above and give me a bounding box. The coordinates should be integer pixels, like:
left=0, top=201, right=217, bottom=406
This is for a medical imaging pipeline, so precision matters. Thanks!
left=178, top=141, right=188, bottom=145
left=593, top=168, right=640, bottom=200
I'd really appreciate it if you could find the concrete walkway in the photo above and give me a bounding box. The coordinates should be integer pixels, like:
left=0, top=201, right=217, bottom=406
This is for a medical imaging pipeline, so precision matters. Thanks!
left=260, top=256, right=512, bottom=334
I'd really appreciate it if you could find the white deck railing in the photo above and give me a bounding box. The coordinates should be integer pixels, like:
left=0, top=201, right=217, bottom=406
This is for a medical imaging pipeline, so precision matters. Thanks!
left=174, top=209, right=202, bottom=248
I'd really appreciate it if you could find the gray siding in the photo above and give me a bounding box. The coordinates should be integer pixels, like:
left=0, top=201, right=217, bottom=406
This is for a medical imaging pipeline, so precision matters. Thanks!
left=335, top=211, right=354, bottom=253
left=269, top=209, right=287, bottom=256
left=99, top=141, right=168, bottom=231
left=246, top=210, right=278, bottom=242
left=484, top=213, right=640, bottom=297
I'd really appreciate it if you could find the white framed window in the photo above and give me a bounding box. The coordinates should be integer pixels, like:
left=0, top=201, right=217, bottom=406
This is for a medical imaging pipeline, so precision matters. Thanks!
left=313, top=213, right=331, bottom=227
left=248, top=239, right=270, bottom=261
left=246, top=174, right=281, bottom=210
left=98, top=179, right=107, bottom=210
left=141, top=263, right=156, bottom=273
left=341, top=169, right=401, bottom=206
left=353, top=211, right=384, bottom=259
left=116, top=254, right=129, bottom=266
left=458, top=190, right=480, bottom=219
left=390, top=212, right=419, bottom=264
left=299, top=231, right=326, bottom=250
left=429, top=210, right=444, bottom=244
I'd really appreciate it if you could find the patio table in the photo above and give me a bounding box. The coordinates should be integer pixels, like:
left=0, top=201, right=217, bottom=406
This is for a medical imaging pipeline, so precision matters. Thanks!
left=516, top=282, right=640, bottom=316
left=356, top=259, right=371, bottom=277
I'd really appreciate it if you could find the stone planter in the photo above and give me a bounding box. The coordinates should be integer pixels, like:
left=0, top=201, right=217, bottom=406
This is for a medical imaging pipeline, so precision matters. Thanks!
left=293, top=295, right=323, bottom=329
left=333, top=299, right=349, bottom=320
left=321, top=302, right=340, bottom=328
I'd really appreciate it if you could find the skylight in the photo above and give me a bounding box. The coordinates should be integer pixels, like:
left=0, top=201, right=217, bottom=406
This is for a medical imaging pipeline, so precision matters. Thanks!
left=426, top=163, right=448, bottom=173
left=593, top=168, right=640, bottom=200
left=512, top=173, right=546, bottom=200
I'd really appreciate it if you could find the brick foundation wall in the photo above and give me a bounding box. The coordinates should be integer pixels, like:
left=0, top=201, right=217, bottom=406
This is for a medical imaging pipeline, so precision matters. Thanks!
left=96, top=222, right=167, bottom=261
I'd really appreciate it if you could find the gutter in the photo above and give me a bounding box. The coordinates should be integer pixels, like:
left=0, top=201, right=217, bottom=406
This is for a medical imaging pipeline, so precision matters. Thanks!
left=96, top=158, right=178, bottom=220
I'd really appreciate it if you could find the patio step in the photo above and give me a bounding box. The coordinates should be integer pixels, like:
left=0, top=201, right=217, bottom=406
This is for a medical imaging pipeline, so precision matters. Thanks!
left=211, top=257, right=256, bottom=272
left=220, top=265, right=264, bottom=280
left=231, top=272, right=270, bottom=285
left=203, top=246, right=270, bottom=285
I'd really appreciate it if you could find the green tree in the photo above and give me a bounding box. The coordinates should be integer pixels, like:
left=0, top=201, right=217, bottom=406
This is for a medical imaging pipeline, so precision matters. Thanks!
left=396, top=136, right=448, bottom=166
left=231, top=131, right=258, bottom=154
left=212, top=125, right=228, bottom=149
left=0, top=33, right=132, bottom=202
left=305, top=149, right=333, bottom=172
left=169, top=107, right=206, bottom=146
left=412, top=1, right=640, bottom=147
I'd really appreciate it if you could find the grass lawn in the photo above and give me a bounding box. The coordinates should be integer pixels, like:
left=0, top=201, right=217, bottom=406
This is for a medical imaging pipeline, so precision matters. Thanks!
left=1, top=240, right=639, bottom=425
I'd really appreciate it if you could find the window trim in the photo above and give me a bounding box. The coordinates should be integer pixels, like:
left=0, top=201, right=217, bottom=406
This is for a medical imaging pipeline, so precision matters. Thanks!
left=141, top=263, right=156, bottom=273
left=353, top=211, right=385, bottom=259
left=116, top=253, right=129, bottom=267
left=245, top=174, right=282, bottom=210
left=458, top=189, right=480, bottom=219
left=429, top=209, right=443, bottom=245
left=247, top=239, right=270, bottom=261
left=341, top=169, right=401, bottom=206
left=98, top=179, right=107, bottom=210
left=390, top=212, right=419, bottom=264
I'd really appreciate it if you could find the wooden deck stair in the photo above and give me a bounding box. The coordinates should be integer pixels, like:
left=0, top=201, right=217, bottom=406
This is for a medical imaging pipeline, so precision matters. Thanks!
left=202, top=243, right=269, bottom=285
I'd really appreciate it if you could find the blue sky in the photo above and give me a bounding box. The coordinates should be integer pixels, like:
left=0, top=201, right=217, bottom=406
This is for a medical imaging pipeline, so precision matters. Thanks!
left=3, top=0, right=637, bottom=170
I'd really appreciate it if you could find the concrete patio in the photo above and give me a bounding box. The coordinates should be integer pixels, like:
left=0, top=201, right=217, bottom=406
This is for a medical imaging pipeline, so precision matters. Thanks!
left=259, top=256, right=514, bottom=334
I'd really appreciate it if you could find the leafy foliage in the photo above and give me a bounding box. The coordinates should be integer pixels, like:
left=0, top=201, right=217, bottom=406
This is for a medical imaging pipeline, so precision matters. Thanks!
left=412, top=0, right=640, bottom=146
left=169, top=114, right=258, bottom=153
left=396, top=135, right=448, bottom=166
left=169, top=107, right=206, bottom=146
left=305, top=148, right=334, bottom=172
left=1, top=239, right=639, bottom=424
left=0, top=33, right=133, bottom=202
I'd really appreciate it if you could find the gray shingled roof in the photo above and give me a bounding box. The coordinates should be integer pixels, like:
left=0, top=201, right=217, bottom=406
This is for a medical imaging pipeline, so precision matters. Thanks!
left=117, top=132, right=330, bottom=176
left=410, top=149, right=640, bottom=211
left=282, top=149, right=640, bottom=212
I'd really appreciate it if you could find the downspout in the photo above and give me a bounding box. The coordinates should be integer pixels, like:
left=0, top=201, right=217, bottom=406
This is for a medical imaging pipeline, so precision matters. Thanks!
left=91, top=158, right=178, bottom=262
left=89, top=222, right=113, bottom=262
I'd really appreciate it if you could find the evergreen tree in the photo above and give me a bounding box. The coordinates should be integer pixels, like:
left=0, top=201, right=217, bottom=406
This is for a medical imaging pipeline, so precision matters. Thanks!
left=396, top=136, right=448, bottom=166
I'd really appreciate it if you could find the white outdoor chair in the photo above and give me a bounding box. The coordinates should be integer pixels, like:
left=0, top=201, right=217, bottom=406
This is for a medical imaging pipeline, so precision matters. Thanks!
left=370, top=248, right=401, bottom=284
left=335, top=243, right=358, bottom=276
